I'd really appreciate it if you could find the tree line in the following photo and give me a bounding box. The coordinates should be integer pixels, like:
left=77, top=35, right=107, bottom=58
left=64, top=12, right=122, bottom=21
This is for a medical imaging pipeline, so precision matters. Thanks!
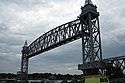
left=0, top=66, right=125, bottom=80
left=0, top=73, right=82, bottom=80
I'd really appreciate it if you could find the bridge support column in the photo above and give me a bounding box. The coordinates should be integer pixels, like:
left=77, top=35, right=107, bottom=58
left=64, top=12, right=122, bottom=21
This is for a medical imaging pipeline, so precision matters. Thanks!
left=21, top=56, right=29, bottom=80
left=78, top=0, right=102, bottom=76
left=20, top=41, right=29, bottom=81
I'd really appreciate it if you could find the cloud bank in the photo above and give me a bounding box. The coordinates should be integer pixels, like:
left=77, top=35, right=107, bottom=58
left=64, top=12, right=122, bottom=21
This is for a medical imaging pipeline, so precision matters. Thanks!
left=0, top=0, right=125, bottom=74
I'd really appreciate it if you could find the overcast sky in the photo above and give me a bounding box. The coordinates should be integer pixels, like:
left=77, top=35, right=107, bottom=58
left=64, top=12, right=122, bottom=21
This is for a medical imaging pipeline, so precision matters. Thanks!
left=0, top=0, right=125, bottom=75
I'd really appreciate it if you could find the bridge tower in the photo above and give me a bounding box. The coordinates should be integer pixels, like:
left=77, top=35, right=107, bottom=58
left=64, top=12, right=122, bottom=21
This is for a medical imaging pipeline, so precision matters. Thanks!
left=78, top=0, right=103, bottom=75
left=21, top=40, right=29, bottom=80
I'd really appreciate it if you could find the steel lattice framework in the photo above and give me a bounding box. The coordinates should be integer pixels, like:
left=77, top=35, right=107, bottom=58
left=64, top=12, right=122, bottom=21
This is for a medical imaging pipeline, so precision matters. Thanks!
left=27, top=19, right=81, bottom=58
left=20, top=0, right=103, bottom=80
left=20, top=0, right=125, bottom=80
left=21, top=19, right=82, bottom=80
left=103, top=56, right=125, bottom=74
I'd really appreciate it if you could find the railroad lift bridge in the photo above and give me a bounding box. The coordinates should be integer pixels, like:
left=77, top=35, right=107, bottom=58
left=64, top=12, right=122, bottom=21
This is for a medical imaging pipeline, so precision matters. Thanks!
left=20, top=0, right=125, bottom=80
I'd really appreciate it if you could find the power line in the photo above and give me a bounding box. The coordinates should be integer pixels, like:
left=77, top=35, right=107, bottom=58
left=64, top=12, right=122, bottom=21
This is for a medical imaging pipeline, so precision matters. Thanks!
left=101, top=28, right=125, bottom=51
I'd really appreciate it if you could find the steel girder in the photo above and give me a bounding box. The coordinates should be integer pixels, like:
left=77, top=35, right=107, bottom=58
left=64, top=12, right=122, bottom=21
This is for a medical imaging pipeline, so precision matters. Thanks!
left=20, top=19, right=82, bottom=80
left=103, top=56, right=125, bottom=74
left=27, top=19, right=81, bottom=58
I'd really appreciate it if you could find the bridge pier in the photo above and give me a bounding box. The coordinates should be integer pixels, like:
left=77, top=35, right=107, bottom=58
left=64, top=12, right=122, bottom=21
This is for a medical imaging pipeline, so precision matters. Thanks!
left=20, top=41, right=29, bottom=80
left=21, top=56, right=29, bottom=80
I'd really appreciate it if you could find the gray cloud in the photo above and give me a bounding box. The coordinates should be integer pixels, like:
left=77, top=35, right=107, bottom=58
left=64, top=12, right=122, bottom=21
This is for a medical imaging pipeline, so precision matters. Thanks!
left=0, top=0, right=125, bottom=74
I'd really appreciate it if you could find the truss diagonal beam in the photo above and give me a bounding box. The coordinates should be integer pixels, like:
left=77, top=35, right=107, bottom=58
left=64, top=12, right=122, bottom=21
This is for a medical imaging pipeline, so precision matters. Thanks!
left=102, top=56, right=125, bottom=75
left=26, top=19, right=81, bottom=58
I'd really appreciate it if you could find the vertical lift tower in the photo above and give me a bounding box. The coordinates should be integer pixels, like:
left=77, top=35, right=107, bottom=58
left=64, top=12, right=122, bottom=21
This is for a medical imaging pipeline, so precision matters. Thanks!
left=21, top=41, right=29, bottom=80
left=78, top=0, right=103, bottom=75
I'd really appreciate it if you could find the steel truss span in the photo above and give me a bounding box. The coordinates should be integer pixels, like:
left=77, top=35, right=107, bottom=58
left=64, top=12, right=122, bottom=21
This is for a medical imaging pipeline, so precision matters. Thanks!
left=103, top=56, right=125, bottom=73
left=27, top=19, right=81, bottom=58
left=20, top=19, right=82, bottom=80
